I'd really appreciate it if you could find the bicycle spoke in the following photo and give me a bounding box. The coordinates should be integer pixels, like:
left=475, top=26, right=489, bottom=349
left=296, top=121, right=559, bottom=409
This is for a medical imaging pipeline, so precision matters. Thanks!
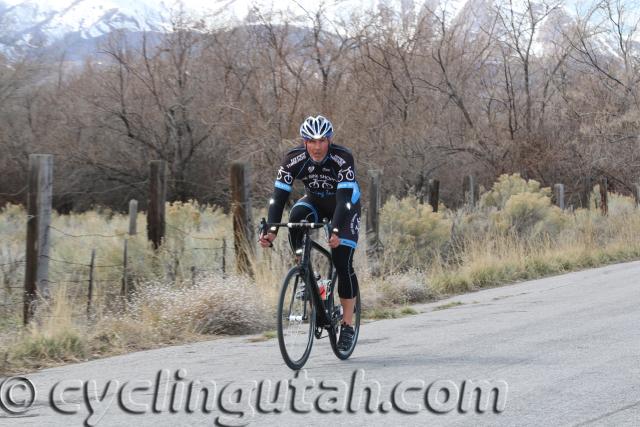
left=278, top=268, right=315, bottom=369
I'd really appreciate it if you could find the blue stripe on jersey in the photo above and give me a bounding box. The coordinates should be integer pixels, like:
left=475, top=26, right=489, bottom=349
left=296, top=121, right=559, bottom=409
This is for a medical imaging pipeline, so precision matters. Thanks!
left=337, top=181, right=360, bottom=204
left=292, top=201, right=318, bottom=222
left=339, top=238, right=357, bottom=249
left=275, top=181, right=292, bottom=192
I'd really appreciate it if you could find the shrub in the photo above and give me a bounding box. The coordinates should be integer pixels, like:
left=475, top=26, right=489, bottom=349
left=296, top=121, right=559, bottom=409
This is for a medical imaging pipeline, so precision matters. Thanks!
left=380, top=195, right=452, bottom=270
left=12, top=330, right=86, bottom=363
left=607, top=191, right=636, bottom=217
left=372, top=271, right=435, bottom=304
left=446, top=208, right=492, bottom=249
left=9, top=286, right=87, bottom=366
left=493, top=192, right=569, bottom=237
left=126, top=274, right=273, bottom=339
left=480, top=173, right=550, bottom=209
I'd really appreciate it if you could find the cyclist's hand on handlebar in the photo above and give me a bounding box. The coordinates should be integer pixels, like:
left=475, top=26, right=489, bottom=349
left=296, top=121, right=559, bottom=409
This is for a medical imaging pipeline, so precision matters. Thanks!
left=328, top=232, right=340, bottom=249
left=259, top=232, right=276, bottom=248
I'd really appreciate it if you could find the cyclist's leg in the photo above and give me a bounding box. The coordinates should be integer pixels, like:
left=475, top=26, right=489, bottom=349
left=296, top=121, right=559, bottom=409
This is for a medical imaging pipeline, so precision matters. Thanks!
left=288, top=196, right=320, bottom=253
left=331, top=202, right=361, bottom=325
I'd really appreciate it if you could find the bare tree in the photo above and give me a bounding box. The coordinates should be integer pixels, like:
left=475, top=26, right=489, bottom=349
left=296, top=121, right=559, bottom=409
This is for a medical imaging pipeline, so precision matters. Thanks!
left=83, top=8, right=223, bottom=202
left=4, top=0, right=640, bottom=210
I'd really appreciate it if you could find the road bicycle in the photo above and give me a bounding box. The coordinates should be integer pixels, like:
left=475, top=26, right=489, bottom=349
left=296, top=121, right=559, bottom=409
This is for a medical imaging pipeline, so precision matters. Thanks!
left=259, top=218, right=361, bottom=370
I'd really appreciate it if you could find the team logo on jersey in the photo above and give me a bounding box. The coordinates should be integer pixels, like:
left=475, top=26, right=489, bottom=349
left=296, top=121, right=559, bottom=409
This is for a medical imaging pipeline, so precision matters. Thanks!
left=287, top=152, right=307, bottom=168
left=322, top=167, right=330, bottom=172
left=350, top=213, right=360, bottom=234
left=309, top=178, right=333, bottom=190
left=308, top=166, right=315, bottom=173
left=337, top=166, right=355, bottom=182
left=277, top=166, right=293, bottom=184
left=330, top=154, right=346, bottom=167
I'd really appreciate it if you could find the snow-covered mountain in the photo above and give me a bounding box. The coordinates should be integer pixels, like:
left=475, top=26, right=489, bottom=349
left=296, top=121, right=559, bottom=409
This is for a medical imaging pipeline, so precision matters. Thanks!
left=0, top=0, right=241, bottom=59
left=1, top=0, right=148, bottom=55
left=0, top=0, right=492, bottom=60
left=0, top=0, right=633, bottom=63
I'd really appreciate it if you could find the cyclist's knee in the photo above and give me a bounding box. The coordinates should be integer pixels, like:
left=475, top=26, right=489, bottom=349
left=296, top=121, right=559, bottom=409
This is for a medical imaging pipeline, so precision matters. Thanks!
left=337, top=271, right=358, bottom=299
left=289, top=202, right=318, bottom=223
left=287, top=203, right=317, bottom=250
left=332, top=245, right=358, bottom=299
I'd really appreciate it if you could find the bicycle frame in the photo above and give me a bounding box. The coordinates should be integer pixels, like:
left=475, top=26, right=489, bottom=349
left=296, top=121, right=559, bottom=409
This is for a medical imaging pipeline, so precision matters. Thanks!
left=260, top=218, right=336, bottom=330
left=262, top=217, right=360, bottom=369
left=299, top=232, right=334, bottom=328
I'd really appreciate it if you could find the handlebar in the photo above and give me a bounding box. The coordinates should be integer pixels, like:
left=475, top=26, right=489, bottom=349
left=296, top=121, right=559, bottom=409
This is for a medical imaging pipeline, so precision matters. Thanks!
left=258, top=217, right=333, bottom=247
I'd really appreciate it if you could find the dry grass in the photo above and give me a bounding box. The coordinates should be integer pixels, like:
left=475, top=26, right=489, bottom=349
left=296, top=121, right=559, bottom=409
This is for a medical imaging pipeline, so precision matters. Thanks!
left=4, top=285, right=87, bottom=372
left=429, top=207, right=640, bottom=294
left=433, top=301, right=465, bottom=311
left=3, top=176, right=640, bottom=373
left=1, top=273, right=273, bottom=374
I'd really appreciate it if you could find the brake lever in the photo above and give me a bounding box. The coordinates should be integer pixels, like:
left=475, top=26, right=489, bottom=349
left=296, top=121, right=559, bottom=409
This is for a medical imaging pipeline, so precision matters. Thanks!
left=258, top=217, right=274, bottom=247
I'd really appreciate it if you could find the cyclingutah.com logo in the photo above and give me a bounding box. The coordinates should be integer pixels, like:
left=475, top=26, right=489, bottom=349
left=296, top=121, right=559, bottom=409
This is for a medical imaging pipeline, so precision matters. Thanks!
left=0, top=369, right=508, bottom=426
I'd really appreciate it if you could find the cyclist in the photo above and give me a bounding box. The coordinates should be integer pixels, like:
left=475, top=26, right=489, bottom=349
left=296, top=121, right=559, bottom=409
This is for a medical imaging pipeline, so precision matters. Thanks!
left=259, top=115, right=361, bottom=352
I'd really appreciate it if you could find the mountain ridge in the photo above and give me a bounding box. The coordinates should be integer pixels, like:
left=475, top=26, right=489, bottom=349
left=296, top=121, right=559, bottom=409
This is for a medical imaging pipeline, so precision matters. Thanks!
left=0, top=0, right=631, bottom=64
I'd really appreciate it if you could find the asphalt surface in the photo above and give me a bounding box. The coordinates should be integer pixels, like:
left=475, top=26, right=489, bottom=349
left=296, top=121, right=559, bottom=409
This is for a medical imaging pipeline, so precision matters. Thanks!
left=1, top=260, right=639, bottom=426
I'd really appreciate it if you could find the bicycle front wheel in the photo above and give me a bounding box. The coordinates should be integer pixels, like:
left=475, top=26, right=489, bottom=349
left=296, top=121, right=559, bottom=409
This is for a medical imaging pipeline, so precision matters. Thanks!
left=277, top=266, right=316, bottom=370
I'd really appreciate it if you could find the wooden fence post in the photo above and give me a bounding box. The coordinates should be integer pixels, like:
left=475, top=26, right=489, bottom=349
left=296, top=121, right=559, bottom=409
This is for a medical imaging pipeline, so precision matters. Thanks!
left=230, top=162, right=254, bottom=276
left=581, top=176, right=592, bottom=209
left=121, top=239, right=128, bottom=298
left=190, top=266, right=196, bottom=287
left=366, top=170, right=383, bottom=275
left=222, top=237, right=227, bottom=278
left=554, top=184, right=565, bottom=210
left=634, top=184, right=640, bottom=207
left=463, top=175, right=477, bottom=207
left=128, top=199, right=138, bottom=235
left=428, top=179, right=440, bottom=213
left=600, top=177, right=608, bottom=216
left=87, top=249, right=95, bottom=320
left=23, top=154, right=53, bottom=325
left=147, top=161, right=167, bottom=249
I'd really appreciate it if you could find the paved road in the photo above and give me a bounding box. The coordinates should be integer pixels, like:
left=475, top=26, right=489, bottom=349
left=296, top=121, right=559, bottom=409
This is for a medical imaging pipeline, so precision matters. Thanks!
left=2, top=261, right=640, bottom=426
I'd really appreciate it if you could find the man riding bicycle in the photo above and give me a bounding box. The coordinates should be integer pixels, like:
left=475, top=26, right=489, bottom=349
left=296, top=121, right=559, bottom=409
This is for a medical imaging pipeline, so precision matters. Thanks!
left=259, top=115, right=361, bottom=352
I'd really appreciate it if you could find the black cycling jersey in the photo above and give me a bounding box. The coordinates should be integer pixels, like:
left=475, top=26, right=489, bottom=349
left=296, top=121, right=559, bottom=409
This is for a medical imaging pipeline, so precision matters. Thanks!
left=267, top=143, right=361, bottom=299
left=267, top=143, right=361, bottom=246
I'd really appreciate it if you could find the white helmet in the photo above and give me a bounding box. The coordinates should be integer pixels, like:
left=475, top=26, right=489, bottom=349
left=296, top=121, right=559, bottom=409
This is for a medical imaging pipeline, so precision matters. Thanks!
left=299, top=115, right=334, bottom=140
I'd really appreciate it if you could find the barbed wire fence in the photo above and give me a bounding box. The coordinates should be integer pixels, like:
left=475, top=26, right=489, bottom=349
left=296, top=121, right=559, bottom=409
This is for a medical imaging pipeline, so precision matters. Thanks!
left=2, top=157, right=608, bottom=326
left=0, top=156, right=230, bottom=326
left=0, top=161, right=384, bottom=323
left=1, top=223, right=228, bottom=324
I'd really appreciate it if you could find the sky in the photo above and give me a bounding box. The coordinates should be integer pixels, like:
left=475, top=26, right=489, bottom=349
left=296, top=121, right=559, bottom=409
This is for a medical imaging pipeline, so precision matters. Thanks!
left=0, top=0, right=387, bottom=32
left=188, top=0, right=381, bottom=24
left=0, top=0, right=380, bottom=18
left=3, top=0, right=638, bottom=33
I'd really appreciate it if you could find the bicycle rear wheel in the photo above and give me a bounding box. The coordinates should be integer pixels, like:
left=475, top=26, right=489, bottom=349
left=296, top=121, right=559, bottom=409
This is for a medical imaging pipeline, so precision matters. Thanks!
left=328, top=281, right=361, bottom=360
left=277, top=266, right=316, bottom=370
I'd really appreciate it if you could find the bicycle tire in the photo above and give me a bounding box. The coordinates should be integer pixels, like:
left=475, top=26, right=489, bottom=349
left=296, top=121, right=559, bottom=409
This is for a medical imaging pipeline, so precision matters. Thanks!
left=328, top=281, right=361, bottom=360
left=277, top=266, right=316, bottom=370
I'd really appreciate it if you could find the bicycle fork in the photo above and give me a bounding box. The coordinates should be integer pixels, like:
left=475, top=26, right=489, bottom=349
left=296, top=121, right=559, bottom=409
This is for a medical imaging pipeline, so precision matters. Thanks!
left=300, top=234, right=333, bottom=329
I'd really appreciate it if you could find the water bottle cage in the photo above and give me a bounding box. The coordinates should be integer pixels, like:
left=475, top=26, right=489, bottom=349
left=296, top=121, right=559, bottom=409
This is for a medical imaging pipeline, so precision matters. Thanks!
left=317, top=279, right=332, bottom=300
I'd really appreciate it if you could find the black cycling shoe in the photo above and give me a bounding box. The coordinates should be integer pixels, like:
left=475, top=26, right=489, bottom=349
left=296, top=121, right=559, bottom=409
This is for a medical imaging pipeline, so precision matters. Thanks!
left=337, top=323, right=355, bottom=351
